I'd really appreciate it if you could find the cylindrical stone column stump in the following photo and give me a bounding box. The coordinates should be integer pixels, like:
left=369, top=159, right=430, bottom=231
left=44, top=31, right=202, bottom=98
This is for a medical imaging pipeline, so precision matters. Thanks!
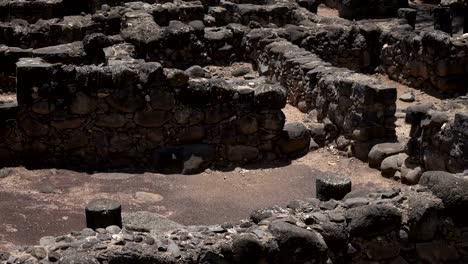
left=433, top=6, right=453, bottom=36
left=398, top=8, right=417, bottom=29
left=85, top=199, right=122, bottom=230
left=316, top=174, right=352, bottom=201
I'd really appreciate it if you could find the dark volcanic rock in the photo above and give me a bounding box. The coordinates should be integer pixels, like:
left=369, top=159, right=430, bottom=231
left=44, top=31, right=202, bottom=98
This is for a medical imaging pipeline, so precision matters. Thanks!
left=419, top=171, right=468, bottom=226
left=346, top=204, right=402, bottom=237
left=269, top=220, right=328, bottom=264
left=316, top=173, right=352, bottom=201
left=278, top=122, right=311, bottom=155
left=254, top=83, right=287, bottom=109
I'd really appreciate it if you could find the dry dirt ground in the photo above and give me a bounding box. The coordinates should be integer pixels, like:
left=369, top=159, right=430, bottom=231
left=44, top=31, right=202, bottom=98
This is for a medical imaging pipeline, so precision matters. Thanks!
left=0, top=103, right=399, bottom=251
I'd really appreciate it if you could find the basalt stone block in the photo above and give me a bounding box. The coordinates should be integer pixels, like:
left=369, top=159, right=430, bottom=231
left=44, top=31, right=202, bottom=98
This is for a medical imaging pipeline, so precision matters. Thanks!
left=138, top=62, right=165, bottom=87
left=75, top=65, right=113, bottom=90
left=180, top=78, right=237, bottom=107
left=16, top=57, right=55, bottom=105
left=83, top=33, right=112, bottom=64
left=95, top=114, right=127, bottom=128
left=204, top=104, right=236, bottom=124
left=368, top=143, right=405, bottom=168
left=173, top=126, right=205, bottom=144
left=20, top=118, right=49, bottom=137
left=134, top=110, right=172, bottom=128
left=31, top=101, right=55, bottom=115
left=316, top=173, right=352, bottom=201
left=204, top=26, right=234, bottom=42
left=419, top=171, right=468, bottom=226
left=278, top=122, right=311, bottom=155
left=60, top=253, right=100, bottom=264
left=230, top=233, right=265, bottom=263
left=381, top=153, right=408, bottom=178
left=254, top=83, right=287, bottom=109
left=107, top=67, right=145, bottom=113
left=269, top=220, right=328, bottom=264
left=238, top=116, right=258, bottom=135
left=51, top=118, right=83, bottom=129
left=33, top=42, right=87, bottom=65
left=185, top=65, right=206, bottom=78
left=226, top=145, right=259, bottom=162
left=398, top=8, right=417, bottom=29
left=258, top=110, right=286, bottom=132
left=120, top=11, right=162, bottom=46
left=346, top=204, right=402, bottom=237
left=165, top=69, right=189, bottom=88
left=406, top=192, right=443, bottom=242
left=149, top=89, right=175, bottom=111
left=5, top=0, right=65, bottom=23
left=162, top=20, right=194, bottom=48
left=454, top=113, right=468, bottom=136
left=70, top=92, right=97, bottom=115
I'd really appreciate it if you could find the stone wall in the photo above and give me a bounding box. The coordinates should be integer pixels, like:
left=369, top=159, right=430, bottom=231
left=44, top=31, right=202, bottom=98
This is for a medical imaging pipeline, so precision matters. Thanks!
left=0, top=57, right=295, bottom=172
left=298, top=22, right=382, bottom=73
left=3, top=172, right=468, bottom=264
left=380, top=27, right=468, bottom=94
left=336, top=0, right=409, bottom=20
left=406, top=104, right=467, bottom=174
left=245, top=29, right=397, bottom=160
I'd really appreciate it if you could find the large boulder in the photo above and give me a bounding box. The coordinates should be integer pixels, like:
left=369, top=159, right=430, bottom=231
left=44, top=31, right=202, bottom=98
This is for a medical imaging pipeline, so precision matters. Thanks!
left=278, top=122, right=311, bottom=156
left=181, top=78, right=236, bottom=107
left=346, top=204, right=402, bottom=237
left=380, top=153, right=408, bottom=178
left=123, top=211, right=184, bottom=233
left=419, top=171, right=468, bottom=226
left=406, top=192, right=443, bottom=242
left=368, top=143, right=404, bottom=168
left=269, top=220, right=328, bottom=263
left=405, top=103, right=434, bottom=125
left=254, top=83, right=287, bottom=109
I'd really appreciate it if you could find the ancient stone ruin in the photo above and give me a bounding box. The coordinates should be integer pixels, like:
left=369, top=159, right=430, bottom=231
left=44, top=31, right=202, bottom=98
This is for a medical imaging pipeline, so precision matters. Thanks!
left=0, top=0, right=467, bottom=263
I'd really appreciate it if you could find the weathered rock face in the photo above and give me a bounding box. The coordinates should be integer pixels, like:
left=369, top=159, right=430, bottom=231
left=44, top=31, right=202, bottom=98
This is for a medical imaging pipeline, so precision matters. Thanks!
left=368, top=142, right=405, bottom=168
left=405, top=107, right=467, bottom=174
left=420, top=171, right=468, bottom=226
left=337, top=0, right=409, bottom=19
left=0, top=57, right=296, bottom=171
left=3, top=187, right=468, bottom=264
left=381, top=29, right=468, bottom=93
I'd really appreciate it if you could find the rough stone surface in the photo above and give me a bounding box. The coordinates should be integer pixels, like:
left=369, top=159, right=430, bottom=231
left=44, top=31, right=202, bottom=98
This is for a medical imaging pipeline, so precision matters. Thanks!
left=368, top=143, right=405, bottom=168
left=4, top=187, right=468, bottom=263
left=419, top=171, right=468, bottom=226
left=316, top=173, right=352, bottom=201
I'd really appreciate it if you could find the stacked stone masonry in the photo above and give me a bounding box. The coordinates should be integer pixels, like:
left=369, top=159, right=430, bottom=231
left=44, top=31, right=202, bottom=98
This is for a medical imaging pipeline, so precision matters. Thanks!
left=406, top=105, right=467, bottom=174
left=0, top=56, right=291, bottom=171
left=0, top=1, right=403, bottom=167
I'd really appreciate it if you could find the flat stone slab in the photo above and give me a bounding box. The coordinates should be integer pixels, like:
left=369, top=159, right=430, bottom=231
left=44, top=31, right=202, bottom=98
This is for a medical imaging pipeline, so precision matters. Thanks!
left=123, top=211, right=184, bottom=233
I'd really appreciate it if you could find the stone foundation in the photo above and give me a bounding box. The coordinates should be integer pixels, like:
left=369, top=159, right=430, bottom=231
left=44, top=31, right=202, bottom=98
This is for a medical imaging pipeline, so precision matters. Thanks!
left=0, top=57, right=295, bottom=172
